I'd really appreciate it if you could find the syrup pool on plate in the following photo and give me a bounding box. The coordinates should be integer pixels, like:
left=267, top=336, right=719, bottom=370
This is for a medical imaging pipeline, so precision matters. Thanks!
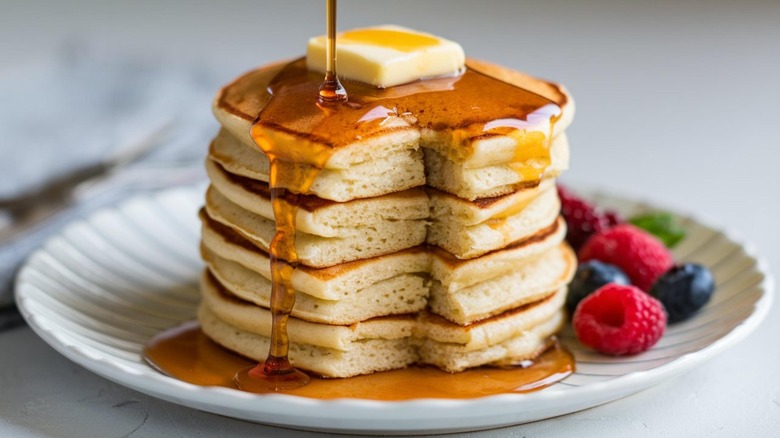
left=144, top=322, right=574, bottom=400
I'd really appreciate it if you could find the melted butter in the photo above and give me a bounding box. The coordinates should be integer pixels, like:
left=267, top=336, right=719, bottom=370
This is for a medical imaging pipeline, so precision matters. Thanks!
left=339, top=28, right=441, bottom=52
left=489, top=191, right=540, bottom=220
left=509, top=130, right=550, bottom=181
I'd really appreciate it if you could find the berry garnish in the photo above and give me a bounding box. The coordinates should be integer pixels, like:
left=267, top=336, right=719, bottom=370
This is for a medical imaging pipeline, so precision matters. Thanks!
left=629, top=212, right=686, bottom=249
left=573, top=284, right=667, bottom=355
left=605, top=210, right=622, bottom=228
left=650, top=263, right=715, bottom=323
left=557, top=185, right=623, bottom=251
left=579, top=224, right=673, bottom=292
left=566, top=260, right=630, bottom=316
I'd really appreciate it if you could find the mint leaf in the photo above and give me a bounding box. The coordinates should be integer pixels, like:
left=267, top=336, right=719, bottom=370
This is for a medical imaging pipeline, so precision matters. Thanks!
left=629, top=212, right=685, bottom=248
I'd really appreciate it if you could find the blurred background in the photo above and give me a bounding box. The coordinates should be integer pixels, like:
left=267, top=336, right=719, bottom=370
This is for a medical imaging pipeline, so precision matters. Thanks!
left=1, top=0, right=779, bottom=436
left=3, top=0, right=779, bottom=217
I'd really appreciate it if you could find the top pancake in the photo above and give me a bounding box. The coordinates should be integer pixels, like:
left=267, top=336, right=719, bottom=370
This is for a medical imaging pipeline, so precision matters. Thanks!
left=213, top=58, right=574, bottom=175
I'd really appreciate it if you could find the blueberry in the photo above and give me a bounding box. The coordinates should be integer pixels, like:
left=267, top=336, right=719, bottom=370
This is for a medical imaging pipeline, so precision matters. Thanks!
left=650, top=263, right=715, bottom=323
left=567, top=260, right=631, bottom=315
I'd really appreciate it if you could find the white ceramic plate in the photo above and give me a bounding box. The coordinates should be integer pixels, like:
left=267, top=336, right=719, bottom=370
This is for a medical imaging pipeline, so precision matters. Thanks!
left=15, top=186, right=773, bottom=435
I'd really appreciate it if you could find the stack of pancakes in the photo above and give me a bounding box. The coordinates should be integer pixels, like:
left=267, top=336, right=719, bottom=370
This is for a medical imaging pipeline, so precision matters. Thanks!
left=199, top=59, right=577, bottom=378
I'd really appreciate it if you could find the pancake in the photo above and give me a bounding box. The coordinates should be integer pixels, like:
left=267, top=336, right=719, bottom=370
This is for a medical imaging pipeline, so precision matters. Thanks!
left=430, top=217, right=566, bottom=292
left=210, top=129, right=425, bottom=202
left=427, top=178, right=555, bottom=226
left=201, top=270, right=569, bottom=377
left=424, top=134, right=570, bottom=200
left=204, top=184, right=428, bottom=267
left=205, top=159, right=430, bottom=237
left=202, top=245, right=428, bottom=325
left=201, top=271, right=416, bottom=351
left=417, top=310, right=565, bottom=372
left=212, top=58, right=574, bottom=199
left=214, top=60, right=422, bottom=170
left=427, top=184, right=561, bottom=259
left=201, top=210, right=431, bottom=300
left=418, top=287, right=566, bottom=352
left=428, top=243, right=576, bottom=324
left=199, top=304, right=418, bottom=378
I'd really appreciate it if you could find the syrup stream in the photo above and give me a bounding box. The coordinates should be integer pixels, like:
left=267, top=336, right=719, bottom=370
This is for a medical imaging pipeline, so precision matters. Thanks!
left=318, top=0, right=347, bottom=103
left=232, top=170, right=313, bottom=391
left=233, top=0, right=346, bottom=392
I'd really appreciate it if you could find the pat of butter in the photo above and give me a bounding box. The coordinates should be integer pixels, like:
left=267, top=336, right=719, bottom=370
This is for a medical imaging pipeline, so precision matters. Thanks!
left=306, top=25, right=465, bottom=88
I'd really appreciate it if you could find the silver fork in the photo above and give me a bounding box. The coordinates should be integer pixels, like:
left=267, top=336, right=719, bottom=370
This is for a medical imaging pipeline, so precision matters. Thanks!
left=0, top=119, right=175, bottom=246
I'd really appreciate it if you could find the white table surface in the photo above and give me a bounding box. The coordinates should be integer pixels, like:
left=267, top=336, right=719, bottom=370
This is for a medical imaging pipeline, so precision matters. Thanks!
left=2, top=0, right=779, bottom=436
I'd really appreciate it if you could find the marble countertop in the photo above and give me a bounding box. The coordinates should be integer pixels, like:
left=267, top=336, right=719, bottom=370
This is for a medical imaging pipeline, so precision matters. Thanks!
left=1, top=0, right=779, bottom=436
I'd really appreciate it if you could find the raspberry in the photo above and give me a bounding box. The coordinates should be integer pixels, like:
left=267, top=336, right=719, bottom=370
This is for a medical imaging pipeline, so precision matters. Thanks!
left=579, top=224, right=673, bottom=292
left=573, top=284, right=666, bottom=355
left=604, top=210, right=622, bottom=228
left=557, top=185, right=623, bottom=251
left=566, top=260, right=630, bottom=315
